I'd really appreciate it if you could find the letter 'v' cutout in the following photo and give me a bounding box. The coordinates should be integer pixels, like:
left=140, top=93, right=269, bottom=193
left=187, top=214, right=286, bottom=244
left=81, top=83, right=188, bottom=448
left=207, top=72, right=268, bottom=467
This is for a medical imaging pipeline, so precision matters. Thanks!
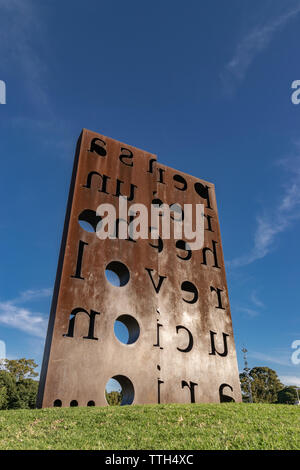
left=145, top=268, right=167, bottom=294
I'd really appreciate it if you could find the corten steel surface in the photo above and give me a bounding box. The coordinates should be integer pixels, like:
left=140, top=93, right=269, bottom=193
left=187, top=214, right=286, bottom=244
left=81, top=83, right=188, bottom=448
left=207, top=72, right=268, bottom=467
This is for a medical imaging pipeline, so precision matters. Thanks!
left=37, top=129, right=242, bottom=408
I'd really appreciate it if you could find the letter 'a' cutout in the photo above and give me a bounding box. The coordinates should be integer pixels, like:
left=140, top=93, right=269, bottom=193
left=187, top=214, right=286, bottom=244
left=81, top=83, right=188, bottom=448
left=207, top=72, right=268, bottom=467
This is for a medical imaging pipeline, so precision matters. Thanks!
left=219, top=383, right=235, bottom=403
left=37, top=129, right=242, bottom=408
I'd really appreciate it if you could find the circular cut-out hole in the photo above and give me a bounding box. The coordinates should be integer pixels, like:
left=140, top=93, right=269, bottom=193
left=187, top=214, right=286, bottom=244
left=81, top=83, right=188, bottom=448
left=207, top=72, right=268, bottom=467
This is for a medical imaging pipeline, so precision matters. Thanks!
left=114, top=315, right=140, bottom=345
left=53, top=399, right=62, bottom=407
left=87, top=400, right=95, bottom=407
left=78, top=209, right=102, bottom=233
left=105, top=261, right=130, bottom=287
left=70, top=400, right=78, bottom=407
left=105, top=375, right=134, bottom=406
left=105, top=378, right=122, bottom=406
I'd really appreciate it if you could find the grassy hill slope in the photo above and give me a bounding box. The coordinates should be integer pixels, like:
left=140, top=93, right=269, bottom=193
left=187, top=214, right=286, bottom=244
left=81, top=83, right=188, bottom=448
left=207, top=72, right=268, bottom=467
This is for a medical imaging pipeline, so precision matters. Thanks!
left=0, top=403, right=299, bottom=450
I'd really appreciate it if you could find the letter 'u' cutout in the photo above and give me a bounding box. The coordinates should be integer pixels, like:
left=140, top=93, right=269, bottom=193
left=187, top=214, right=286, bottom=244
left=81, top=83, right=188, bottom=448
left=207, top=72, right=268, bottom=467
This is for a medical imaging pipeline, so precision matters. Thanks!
left=209, top=331, right=229, bottom=357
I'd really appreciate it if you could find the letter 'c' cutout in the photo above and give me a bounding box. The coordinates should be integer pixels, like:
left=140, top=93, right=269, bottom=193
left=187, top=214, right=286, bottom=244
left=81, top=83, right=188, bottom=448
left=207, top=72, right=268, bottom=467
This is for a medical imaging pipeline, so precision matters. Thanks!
left=176, top=325, right=193, bottom=352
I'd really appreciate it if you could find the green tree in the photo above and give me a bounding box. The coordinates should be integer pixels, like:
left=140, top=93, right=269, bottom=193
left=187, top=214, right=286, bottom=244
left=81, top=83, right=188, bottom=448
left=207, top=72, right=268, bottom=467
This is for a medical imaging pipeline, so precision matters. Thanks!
left=16, top=379, right=39, bottom=409
left=277, top=386, right=299, bottom=405
left=105, top=391, right=122, bottom=406
left=0, top=358, right=38, bottom=381
left=240, top=367, right=283, bottom=403
left=0, top=359, right=39, bottom=409
left=0, top=370, right=20, bottom=409
left=0, top=384, right=8, bottom=409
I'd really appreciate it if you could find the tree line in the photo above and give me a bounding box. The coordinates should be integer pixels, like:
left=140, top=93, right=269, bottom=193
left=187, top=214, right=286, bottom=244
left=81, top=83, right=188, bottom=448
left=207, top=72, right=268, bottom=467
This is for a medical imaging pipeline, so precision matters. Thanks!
left=0, top=359, right=298, bottom=409
left=0, top=359, right=38, bottom=409
left=240, top=366, right=299, bottom=405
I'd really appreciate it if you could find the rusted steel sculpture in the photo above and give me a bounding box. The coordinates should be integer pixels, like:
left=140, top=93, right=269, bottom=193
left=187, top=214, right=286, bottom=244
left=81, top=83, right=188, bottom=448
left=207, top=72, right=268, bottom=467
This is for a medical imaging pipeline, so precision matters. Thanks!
left=37, top=129, right=241, bottom=407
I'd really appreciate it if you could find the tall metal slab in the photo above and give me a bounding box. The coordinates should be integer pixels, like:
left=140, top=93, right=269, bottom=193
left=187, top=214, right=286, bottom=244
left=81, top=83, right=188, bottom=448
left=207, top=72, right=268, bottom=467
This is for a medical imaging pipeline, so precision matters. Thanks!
left=37, top=129, right=241, bottom=408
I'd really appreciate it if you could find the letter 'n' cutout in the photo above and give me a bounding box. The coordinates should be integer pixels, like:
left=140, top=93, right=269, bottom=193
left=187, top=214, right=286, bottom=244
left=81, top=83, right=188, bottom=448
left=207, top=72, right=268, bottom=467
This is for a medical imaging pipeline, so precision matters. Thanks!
left=83, top=172, right=110, bottom=194
left=63, top=308, right=100, bottom=340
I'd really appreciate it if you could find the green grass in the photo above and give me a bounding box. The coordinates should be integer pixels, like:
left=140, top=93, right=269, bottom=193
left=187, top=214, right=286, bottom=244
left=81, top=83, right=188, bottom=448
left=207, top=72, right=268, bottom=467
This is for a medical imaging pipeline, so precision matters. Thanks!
left=0, top=403, right=299, bottom=450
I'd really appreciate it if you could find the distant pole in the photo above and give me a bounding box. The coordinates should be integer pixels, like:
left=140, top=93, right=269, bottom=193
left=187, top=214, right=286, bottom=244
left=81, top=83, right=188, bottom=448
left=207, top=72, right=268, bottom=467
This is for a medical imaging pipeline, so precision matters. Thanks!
left=242, top=347, right=253, bottom=403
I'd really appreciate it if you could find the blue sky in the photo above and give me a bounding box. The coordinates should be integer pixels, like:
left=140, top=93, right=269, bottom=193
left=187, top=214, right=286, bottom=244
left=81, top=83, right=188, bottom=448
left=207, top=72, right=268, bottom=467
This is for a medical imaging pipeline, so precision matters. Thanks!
left=0, top=0, right=300, bottom=388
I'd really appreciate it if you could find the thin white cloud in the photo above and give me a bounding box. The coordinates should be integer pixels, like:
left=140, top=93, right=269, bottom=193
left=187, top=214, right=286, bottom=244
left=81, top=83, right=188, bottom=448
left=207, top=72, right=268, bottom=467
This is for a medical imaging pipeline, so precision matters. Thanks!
left=0, top=1, right=73, bottom=156
left=249, top=351, right=291, bottom=367
left=0, top=301, right=47, bottom=338
left=250, top=291, right=265, bottom=309
left=0, top=288, right=51, bottom=338
left=238, top=306, right=260, bottom=318
left=229, top=147, right=300, bottom=268
left=221, top=4, right=300, bottom=93
left=233, top=290, right=265, bottom=318
left=0, top=0, right=48, bottom=108
left=14, top=288, right=52, bottom=303
left=280, top=375, right=300, bottom=387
